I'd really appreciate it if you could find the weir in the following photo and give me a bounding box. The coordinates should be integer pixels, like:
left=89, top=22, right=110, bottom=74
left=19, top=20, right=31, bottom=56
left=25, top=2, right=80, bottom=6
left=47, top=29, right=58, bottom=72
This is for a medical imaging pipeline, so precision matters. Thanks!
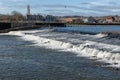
left=0, top=21, right=66, bottom=32
left=0, top=22, right=11, bottom=30
left=8, top=30, right=120, bottom=68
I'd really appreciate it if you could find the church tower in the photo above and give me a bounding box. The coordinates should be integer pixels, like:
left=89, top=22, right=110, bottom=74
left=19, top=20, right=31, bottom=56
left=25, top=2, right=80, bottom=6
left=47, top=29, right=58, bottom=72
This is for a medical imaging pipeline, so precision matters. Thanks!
left=27, top=5, right=31, bottom=20
left=27, top=5, right=30, bottom=15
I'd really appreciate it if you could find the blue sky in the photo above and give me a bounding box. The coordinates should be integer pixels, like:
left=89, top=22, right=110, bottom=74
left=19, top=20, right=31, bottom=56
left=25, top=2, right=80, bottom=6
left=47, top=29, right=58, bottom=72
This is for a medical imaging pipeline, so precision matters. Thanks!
left=0, top=0, right=120, bottom=16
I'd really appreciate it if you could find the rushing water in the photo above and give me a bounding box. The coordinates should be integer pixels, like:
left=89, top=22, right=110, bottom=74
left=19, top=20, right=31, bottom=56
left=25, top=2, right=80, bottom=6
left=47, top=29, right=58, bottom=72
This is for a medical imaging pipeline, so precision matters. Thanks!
left=0, top=26, right=120, bottom=80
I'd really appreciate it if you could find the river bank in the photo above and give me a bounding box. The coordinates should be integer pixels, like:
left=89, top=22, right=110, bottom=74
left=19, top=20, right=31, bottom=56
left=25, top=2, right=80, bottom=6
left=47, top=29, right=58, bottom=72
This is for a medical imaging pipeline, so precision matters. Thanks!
left=67, top=23, right=120, bottom=26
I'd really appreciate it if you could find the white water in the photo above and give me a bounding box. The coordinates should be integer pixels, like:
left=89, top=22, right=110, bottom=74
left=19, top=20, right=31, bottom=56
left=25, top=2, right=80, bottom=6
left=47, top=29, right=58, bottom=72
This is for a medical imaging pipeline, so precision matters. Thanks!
left=7, top=29, right=120, bottom=68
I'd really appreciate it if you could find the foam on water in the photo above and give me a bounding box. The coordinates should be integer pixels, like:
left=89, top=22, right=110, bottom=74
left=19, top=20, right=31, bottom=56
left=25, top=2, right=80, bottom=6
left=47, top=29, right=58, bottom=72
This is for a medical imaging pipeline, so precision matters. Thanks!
left=8, top=31, right=24, bottom=36
left=6, top=30, right=120, bottom=68
left=94, top=33, right=108, bottom=38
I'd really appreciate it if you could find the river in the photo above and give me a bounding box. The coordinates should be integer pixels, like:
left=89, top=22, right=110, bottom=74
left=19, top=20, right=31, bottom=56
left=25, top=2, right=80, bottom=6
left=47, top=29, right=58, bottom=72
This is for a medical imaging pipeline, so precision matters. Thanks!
left=0, top=26, right=120, bottom=80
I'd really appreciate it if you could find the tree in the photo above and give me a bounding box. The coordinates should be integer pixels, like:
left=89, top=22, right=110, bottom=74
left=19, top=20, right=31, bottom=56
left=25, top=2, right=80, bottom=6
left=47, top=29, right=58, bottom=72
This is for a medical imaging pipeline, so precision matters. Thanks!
left=11, top=11, right=24, bottom=21
left=0, top=15, right=11, bottom=21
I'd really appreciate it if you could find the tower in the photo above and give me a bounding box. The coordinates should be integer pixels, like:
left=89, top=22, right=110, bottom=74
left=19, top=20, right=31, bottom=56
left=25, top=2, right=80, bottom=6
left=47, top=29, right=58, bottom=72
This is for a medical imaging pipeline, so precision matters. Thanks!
left=27, top=5, right=30, bottom=15
left=27, top=5, right=31, bottom=20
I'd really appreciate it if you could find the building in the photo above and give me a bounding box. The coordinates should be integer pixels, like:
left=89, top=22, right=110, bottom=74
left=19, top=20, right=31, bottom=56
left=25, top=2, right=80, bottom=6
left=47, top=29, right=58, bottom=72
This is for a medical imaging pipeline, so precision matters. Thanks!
left=105, top=16, right=113, bottom=23
left=27, top=14, right=44, bottom=21
left=113, top=15, right=119, bottom=22
left=96, top=19, right=106, bottom=23
left=94, top=17, right=106, bottom=23
left=26, top=5, right=44, bottom=21
left=26, top=5, right=57, bottom=22
left=26, top=5, right=31, bottom=20
left=87, top=16, right=96, bottom=23
left=72, top=18, right=84, bottom=23
left=45, top=15, right=57, bottom=22
left=105, top=16, right=120, bottom=23
left=82, top=17, right=88, bottom=23
left=27, top=5, right=30, bottom=15
left=59, top=18, right=77, bottom=23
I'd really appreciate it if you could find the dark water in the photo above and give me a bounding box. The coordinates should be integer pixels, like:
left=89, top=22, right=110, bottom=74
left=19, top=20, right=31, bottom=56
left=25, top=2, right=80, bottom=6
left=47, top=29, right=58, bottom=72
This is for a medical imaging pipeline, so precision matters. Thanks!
left=0, top=35, right=120, bottom=80
left=56, top=25, right=120, bottom=34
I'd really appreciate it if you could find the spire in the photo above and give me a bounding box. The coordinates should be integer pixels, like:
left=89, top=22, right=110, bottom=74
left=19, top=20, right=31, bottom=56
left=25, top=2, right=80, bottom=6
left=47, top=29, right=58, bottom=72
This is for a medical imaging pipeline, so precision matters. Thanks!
left=27, top=5, right=30, bottom=15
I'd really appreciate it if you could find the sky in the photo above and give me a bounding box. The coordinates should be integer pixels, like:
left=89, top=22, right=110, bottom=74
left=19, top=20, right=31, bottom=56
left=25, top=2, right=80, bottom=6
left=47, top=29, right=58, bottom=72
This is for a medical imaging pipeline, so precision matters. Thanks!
left=0, top=0, right=120, bottom=16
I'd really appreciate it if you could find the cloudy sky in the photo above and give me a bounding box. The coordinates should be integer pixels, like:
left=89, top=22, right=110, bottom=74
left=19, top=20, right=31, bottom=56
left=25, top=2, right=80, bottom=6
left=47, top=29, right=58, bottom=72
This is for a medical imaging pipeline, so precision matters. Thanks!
left=0, top=0, right=120, bottom=16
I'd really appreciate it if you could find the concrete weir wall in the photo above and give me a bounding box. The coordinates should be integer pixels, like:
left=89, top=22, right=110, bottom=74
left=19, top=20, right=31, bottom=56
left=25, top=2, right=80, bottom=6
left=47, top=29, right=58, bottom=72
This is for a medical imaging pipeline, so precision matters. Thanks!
left=0, top=21, right=66, bottom=33
left=35, top=22, right=66, bottom=27
left=0, top=22, right=11, bottom=30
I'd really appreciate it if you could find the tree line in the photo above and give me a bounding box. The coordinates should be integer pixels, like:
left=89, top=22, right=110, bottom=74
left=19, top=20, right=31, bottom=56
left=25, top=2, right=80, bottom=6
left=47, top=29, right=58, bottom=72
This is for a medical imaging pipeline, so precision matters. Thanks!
left=0, top=11, right=25, bottom=21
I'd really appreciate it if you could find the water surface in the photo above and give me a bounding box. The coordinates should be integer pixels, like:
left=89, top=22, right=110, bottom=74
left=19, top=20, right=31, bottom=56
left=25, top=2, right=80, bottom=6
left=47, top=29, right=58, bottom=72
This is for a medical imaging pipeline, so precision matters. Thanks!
left=0, top=34, right=120, bottom=80
left=56, top=25, right=120, bottom=34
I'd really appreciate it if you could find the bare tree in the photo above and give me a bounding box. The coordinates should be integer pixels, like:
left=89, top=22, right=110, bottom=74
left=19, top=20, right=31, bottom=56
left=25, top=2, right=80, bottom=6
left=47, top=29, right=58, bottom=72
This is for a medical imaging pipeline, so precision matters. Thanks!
left=11, top=11, right=25, bottom=21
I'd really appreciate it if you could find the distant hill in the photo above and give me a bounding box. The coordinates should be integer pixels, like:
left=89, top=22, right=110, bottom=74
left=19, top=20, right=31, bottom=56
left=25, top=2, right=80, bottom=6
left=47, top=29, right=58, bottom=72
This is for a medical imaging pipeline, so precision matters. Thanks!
left=62, top=16, right=82, bottom=18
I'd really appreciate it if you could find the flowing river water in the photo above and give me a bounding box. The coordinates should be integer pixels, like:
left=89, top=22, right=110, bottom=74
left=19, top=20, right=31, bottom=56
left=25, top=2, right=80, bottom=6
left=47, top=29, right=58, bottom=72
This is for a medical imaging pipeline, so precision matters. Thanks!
left=0, top=26, right=120, bottom=80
